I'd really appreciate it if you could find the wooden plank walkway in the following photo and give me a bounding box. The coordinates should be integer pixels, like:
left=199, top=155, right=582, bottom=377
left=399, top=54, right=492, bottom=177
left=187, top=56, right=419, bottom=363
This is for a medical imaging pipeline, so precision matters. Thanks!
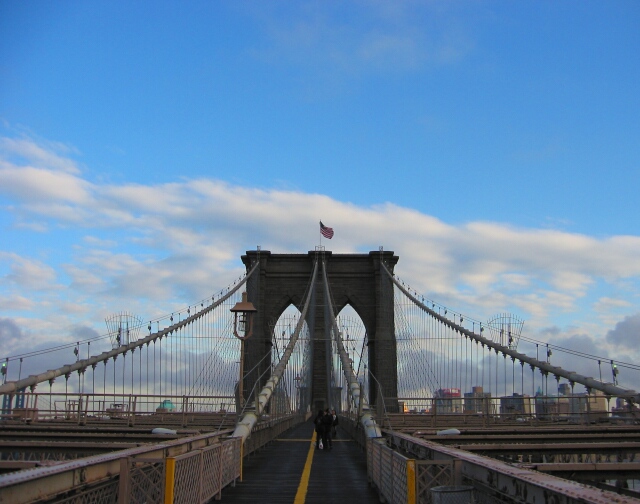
left=220, top=419, right=381, bottom=503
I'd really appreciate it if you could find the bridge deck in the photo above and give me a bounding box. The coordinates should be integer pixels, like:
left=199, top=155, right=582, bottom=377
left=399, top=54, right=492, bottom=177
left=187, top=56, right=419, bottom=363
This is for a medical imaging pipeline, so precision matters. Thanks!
left=221, top=419, right=380, bottom=503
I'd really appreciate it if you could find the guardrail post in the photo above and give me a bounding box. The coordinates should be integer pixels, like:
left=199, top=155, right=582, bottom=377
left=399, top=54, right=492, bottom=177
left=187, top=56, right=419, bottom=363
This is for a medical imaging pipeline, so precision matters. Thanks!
left=432, top=400, right=437, bottom=427
left=130, top=396, right=137, bottom=426
left=118, top=457, right=130, bottom=504
left=77, top=395, right=83, bottom=426
left=164, top=457, right=176, bottom=504
left=239, top=442, right=244, bottom=482
left=483, top=397, right=488, bottom=427
left=182, top=396, right=188, bottom=427
left=407, top=459, right=416, bottom=504
left=83, top=394, right=89, bottom=425
left=453, top=459, right=462, bottom=485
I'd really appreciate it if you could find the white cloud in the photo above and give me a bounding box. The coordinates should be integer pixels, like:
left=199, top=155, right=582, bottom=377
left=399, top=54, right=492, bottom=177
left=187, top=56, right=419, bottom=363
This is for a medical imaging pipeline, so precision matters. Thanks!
left=82, top=235, right=118, bottom=248
left=0, top=163, right=93, bottom=205
left=0, top=137, right=81, bottom=174
left=594, top=297, right=631, bottom=313
left=1, top=132, right=640, bottom=370
left=0, top=252, right=58, bottom=290
left=247, top=1, right=475, bottom=88
left=0, top=295, right=35, bottom=311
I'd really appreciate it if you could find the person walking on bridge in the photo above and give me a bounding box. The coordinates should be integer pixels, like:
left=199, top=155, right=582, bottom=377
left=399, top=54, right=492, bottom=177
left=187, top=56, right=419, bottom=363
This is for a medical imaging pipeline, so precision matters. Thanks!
left=314, top=410, right=324, bottom=449
left=321, top=408, right=333, bottom=450
left=331, top=409, right=339, bottom=439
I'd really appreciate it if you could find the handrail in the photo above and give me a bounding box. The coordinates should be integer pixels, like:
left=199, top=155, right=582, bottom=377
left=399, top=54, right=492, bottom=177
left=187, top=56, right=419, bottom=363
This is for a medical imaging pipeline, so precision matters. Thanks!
left=0, top=429, right=234, bottom=504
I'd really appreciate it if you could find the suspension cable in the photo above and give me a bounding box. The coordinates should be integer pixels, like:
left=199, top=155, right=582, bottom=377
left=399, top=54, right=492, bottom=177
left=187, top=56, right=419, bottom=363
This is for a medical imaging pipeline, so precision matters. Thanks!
left=0, top=261, right=260, bottom=395
left=381, top=262, right=640, bottom=403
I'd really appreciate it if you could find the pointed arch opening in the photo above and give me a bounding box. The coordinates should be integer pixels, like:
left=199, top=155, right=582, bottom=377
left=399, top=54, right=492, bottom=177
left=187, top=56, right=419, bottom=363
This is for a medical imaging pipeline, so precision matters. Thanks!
left=268, top=304, right=312, bottom=415
left=333, top=304, right=369, bottom=413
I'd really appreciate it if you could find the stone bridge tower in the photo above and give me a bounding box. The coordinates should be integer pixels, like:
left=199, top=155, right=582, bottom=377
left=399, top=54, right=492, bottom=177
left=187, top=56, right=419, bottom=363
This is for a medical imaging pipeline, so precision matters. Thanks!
left=240, top=249, right=399, bottom=413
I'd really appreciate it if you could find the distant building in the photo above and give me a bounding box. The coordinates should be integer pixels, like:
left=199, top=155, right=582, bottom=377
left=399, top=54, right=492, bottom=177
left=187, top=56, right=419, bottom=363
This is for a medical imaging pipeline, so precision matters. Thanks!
left=569, top=391, right=608, bottom=421
left=434, top=388, right=462, bottom=413
left=535, top=395, right=570, bottom=420
left=500, top=393, right=533, bottom=418
left=535, top=387, right=609, bottom=421
left=464, top=386, right=491, bottom=414
left=612, top=397, right=640, bottom=418
left=558, top=383, right=572, bottom=396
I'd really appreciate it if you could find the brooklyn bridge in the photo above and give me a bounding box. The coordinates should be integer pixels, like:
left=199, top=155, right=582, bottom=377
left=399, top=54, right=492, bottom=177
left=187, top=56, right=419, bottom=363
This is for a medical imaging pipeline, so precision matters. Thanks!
left=1, top=249, right=639, bottom=503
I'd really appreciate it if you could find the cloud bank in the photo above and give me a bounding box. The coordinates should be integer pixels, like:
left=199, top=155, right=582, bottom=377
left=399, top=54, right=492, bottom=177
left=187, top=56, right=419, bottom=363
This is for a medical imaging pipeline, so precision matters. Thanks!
left=1, top=133, right=640, bottom=369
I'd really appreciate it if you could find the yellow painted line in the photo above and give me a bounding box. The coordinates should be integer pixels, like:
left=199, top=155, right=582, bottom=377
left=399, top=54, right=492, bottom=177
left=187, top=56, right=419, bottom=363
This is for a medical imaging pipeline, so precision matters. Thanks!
left=293, top=434, right=316, bottom=504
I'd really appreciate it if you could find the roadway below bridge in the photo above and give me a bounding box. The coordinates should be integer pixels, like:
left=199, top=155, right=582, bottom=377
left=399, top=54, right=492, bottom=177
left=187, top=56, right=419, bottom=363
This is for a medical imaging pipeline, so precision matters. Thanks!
left=221, top=418, right=380, bottom=503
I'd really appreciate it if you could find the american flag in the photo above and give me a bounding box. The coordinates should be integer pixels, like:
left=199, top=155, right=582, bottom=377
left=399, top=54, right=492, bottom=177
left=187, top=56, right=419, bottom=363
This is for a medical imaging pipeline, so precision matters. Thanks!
left=320, top=221, right=334, bottom=239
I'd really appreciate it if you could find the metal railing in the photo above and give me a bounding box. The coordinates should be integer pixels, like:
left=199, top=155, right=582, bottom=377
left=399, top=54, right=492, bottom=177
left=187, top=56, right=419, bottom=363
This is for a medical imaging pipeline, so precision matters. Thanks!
left=164, top=437, right=241, bottom=504
left=0, top=430, right=240, bottom=504
left=386, top=393, right=637, bottom=429
left=1, top=391, right=238, bottom=430
left=381, top=430, right=640, bottom=504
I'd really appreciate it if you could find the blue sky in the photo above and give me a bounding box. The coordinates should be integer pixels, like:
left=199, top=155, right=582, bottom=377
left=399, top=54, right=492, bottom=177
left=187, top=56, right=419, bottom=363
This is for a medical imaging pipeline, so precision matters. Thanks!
left=1, top=1, right=639, bottom=374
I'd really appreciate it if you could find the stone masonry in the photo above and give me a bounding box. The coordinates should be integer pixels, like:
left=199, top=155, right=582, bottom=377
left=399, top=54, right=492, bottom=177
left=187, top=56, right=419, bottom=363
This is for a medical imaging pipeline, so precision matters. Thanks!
left=240, top=249, right=399, bottom=413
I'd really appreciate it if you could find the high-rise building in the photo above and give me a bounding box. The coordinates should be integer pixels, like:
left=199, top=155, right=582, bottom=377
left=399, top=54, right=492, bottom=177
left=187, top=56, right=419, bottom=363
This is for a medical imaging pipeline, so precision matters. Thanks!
left=464, top=386, right=491, bottom=414
left=434, top=388, right=462, bottom=413
left=569, top=391, right=608, bottom=421
left=558, top=383, right=572, bottom=396
left=500, top=393, right=533, bottom=417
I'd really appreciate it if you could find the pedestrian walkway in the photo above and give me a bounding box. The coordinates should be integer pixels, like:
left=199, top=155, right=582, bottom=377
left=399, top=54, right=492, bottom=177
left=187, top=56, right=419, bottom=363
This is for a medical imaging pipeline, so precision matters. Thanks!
left=221, top=419, right=381, bottom=503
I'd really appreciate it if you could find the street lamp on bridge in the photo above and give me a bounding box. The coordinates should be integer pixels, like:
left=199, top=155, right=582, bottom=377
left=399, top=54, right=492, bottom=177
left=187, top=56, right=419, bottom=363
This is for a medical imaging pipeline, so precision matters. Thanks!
left=231, top=292, right=257, bottom=410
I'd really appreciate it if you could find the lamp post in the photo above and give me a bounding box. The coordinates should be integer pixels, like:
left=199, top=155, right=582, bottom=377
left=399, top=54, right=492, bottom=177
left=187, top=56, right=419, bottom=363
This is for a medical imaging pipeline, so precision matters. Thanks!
left=231, top=292, right=257, bottom=410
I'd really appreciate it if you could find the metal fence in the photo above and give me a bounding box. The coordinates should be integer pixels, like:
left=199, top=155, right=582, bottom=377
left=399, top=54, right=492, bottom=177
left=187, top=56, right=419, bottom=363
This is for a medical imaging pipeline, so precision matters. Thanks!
left=0, top=432, right=241, bottom=504
left=0, top=391, right=237, bottom=429
left=392, top=393, right=635, bottom=429
left=129, top=458, right=164, bottom=504
left=41, top=479, right=120, bottom=504
left=367, top=436, right=464, bottom=504
left=0, top=412, right=303, bottom=503
left=165, top=437, right=241, bottom=504
left=384, top=430, right=640, bottom=504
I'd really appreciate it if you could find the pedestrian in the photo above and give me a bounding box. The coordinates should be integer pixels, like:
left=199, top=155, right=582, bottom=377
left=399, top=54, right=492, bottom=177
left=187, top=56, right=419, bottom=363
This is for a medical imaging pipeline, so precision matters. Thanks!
left=321, top=408, right=333, bottom=450
left=331, top=409, right=339, bottom=438
left=314, top=409, right=324, bottom=449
